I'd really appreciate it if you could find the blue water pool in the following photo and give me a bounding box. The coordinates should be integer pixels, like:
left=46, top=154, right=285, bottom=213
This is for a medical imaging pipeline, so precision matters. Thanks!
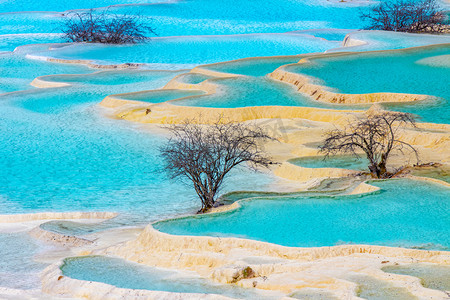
left=176, top=73, right=212, bottom=84
left=289, top=155, right=369, bottom=171
left=0, top=232, right=51, bottom=289
left=61, top=256, right=280, bottom=299
left=0, top=52, right=92, bottom=93
left=40, top=70, right=182, bottom=86
left=382, top=264, right=450, bottom=291
left=349, top=275, right=416, bottom=300
left=31, top=33, right=337, bottom=68
left=411, top=168, right=450, bottom=184
left=0, top=65, right=275, bottom=224
left=174, top=76, right=321, bottom=108
left=286, top=44, right=450, bottom=123
left=115, top=89, right=205, bottom=103
left=154, top=179, right=450, bottom=249
left=200, top=56, right=302, bottom=77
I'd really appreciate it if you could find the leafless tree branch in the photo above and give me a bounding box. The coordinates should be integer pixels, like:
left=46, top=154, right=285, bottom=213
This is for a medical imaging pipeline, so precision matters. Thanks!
left=360, top=0, right=448, bottom=33
left=60, top=8, right=157, bottom=44
left=319, top=112, right=419, bottom=179
left=160, top=119, right=276, bottom=213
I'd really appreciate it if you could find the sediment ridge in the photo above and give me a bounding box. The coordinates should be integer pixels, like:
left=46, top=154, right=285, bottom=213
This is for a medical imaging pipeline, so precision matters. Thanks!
left=0, top=212, right=117, bottom=223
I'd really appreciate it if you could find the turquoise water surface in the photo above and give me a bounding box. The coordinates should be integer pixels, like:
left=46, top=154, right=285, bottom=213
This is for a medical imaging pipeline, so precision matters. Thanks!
left=154, top=179, right=450, bottom=249
left=0, top=64, right=275, bottom=222
left=382, top=264, right=450, bottom=291
left=287, top=45, right=450, bottom=123
left=0, top=51, right=91, bottom=93
left=176, top=73, right=212, bottom=84
left=200, top=56, right=302, bottom=77
left=289, top=155, right=369, bottom=171
left=174, top=76, right=317, bottom=108
left=32, top=34, right=337, bottom=67
left=349, top=275, right=416, bottom=300
left=61, top=256, right=280, bottom=299
left=115, top=89, right=205, bottom=103
left=0, top=232, right=51, bottom=290
left=2, top=0, right=450, bottom=295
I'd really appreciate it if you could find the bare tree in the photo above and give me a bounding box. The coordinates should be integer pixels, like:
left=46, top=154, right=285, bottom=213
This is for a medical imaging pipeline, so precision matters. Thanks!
left=160, top=119, right=275, bottom=213
left=360, top=0, right=448, bottom=33
left=61, top=8, right=156, bottom=44
left=319, top=112, right=419, bottom=179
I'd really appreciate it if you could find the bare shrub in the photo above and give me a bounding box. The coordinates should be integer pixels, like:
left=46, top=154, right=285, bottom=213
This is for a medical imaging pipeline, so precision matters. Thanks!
left=61, top=8, right=156, bottom=44
left=319, top=112, right=419, bottom=179
left=160, top=119, right=275, bottom=213
left=360, top=0, right=448, bottom=33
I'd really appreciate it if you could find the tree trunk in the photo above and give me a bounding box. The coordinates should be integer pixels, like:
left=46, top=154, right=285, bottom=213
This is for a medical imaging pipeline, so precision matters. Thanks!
left=197, top=196, right=215, bottom=214
left=368, top=161, right=387, bottom=179
left=368, top=164, right=381, bottom=178
left=378, top=161, right=387, bottom=178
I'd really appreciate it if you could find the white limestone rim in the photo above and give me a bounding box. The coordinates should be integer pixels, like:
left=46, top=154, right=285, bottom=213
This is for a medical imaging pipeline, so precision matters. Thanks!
left=41, top=261, right=236, bottom=300
left=30, top=69, right=186, bottom=89
left=0, top=211, right=118, bottom=223
left=105, top=87, right=208, bottom=106
left=25, top=53, right=145, bottom=70
left=29, top=226, right=94, bottom=247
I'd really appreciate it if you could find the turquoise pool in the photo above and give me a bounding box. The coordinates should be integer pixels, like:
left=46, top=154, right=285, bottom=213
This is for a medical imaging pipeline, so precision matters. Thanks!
left=174, top=76, right=321, bottom=108
left=0, top=65, right=275, bottom=223
left=382, top=264, right=450, bottom=291
left=154, top=179, right=450, bottom=249
left=0, top=232, right=51, bottom=290
left=115, top=89, right=205, bottom=103
left=349, top=275, right=416, bottom=300
left=289, top=155, right=369, bottom=171
left=61, top=256, right=280, bottom=299
left=176, top=73, right=212, bottom=84
left=0, top=51, right=92, bottom=93
left=286, top=45, right=450, bottom=123
left=411, top=168, right=450, bottom=184
left=200, top=56, right=302, bottom=77
left=33, top=33, right=337, bottom=67
left=40, top=70, right=182, bottom=86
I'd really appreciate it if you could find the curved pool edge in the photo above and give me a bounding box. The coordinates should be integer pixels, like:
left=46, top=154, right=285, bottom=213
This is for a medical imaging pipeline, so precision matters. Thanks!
left=29, top=68, right=186, bottom=89
left=269, top=43, right=450, bottom=105
left=92, top=224, right=449, bottom=298
left=41, top=260, right=235, bottom=300
left=32, top=177, right=448, bottom=299
left=269, top=59, right=432, bottom=105
left=0, top=211, right=118, bottom=223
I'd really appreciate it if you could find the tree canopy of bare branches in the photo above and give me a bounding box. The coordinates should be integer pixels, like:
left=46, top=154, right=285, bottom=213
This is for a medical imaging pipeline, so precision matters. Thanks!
left=319, top=112, right=419, bottom=179
left=360, top=0, right=448, bottom=33
left=61, top=8, right=156, bottom=44
left=160, top=119, right=275, bottom=213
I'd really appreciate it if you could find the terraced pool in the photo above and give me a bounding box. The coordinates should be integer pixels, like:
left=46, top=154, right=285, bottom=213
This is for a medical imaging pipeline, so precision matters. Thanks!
left=61, top=256, right=281, bottom=299
left=154, top=179, right=450, bottom=249
left=175, top=76, right=317, bottom=108
left=2, top=0, right=450, bottom=296
left=114, top=89, right=206, bottom=103
left=382, top=264, right=450, bottom=291
left=0, top=69, right=275, bottom=223
left=286, top=44, right=450, bottom=123
left=32, top=33, right=337, bottom=68
left=199, top=56, right=302, bottom=77
left=289, top=155, right=369, bottom=171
